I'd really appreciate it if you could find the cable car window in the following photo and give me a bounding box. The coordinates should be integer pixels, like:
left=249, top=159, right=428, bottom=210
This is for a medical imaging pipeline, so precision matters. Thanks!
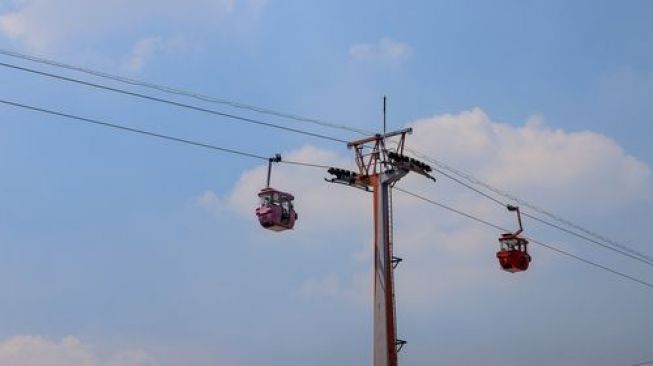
left=260, top=194, right=271, bottom=205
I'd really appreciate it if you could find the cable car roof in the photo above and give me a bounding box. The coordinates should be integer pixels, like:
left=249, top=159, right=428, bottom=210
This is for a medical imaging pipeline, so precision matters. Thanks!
left=258, top=187, right=295, bottom=200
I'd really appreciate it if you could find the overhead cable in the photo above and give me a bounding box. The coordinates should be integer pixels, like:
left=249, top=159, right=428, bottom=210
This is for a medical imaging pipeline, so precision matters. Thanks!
left=394, top=187, right=653, bottom=291
left=403, top=146, right=653, bottom=265
left=0, top=98, right=331, bottom=169
left=421, top=160, right=653, bottom=267
left=5, top=49, right=651, bottom=268
left=4, top=45, right=642, bottom=262
left=0, top=48, right=373, bottom=135
left=0, top=61, right=350, bottom=144
left=3, top=96, right=652, bottom=291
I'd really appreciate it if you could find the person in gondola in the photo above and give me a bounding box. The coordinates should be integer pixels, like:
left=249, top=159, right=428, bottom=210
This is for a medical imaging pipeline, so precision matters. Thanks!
left=255, top=154, right=298, bottom=231
left=496, top=205, right=531, bottom=273
left=280, top=200, right=290, bottom=224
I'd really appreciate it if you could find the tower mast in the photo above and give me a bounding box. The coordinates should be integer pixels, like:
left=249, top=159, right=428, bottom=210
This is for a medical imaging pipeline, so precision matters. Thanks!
left=328, top=127, right=434, bottom=366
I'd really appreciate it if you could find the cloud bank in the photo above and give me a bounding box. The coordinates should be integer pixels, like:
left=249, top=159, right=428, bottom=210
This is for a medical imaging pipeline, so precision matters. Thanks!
left=124, top=36, right=187, bottom=71
left=349, top=38, right=411, bottom=62
left=0, top=0, right=237, bottom=51
left=0, top=336, right=158, bottom=366
left=197, top=108, right=652, bottom=306
left=0, top=0, right=266, bottom=71
left=406, top=108, right=651, bottom=211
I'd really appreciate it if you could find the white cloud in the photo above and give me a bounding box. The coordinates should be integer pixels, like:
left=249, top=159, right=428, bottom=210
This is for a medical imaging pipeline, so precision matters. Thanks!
left=301, top=272, right=370, bottom=305
left=198, top=108, right=652, bottom=307
left=220, top=145, right=368, bottom=234
left=349, top=37, right=411, bottom=62
left=193, top=189, right=232, bottom=220
left=0, top=336, right=159, bottom=366
left=125, top=36, right=186, bottom=72
left=406, top=108, right=652, bottom=211
left=0, top=0, right=238, bottom=52
left=195, top=190, right=225, bottom=209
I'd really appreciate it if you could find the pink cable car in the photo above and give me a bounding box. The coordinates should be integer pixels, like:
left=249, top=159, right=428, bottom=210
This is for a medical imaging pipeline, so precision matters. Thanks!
left=497, top=205, right=531, bottom=273
left=255, top=154, right=298, bottom=231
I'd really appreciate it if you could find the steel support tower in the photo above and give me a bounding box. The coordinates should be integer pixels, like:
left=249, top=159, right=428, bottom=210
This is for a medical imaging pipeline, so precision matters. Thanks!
left=369, top=170, right=405, bottom=366
left=327, top=128, right=434, bottom=366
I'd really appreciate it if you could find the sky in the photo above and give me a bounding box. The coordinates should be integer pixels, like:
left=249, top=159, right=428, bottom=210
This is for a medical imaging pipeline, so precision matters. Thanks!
left=0, top=1, right=652, bottom=365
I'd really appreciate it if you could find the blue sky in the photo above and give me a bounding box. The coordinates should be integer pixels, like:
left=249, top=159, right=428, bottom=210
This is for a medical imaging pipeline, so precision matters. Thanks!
left=0, top=1, right=652, bottom=365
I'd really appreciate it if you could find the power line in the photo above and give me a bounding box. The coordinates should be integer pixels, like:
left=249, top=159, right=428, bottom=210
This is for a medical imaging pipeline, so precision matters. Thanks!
left=408, top=146, right=653, bottom=263
left=280, top=159, right=333, bottom=169
left=5, top=50, right=652, bottom=275
left=521, top=212, right=653, bottom=267
left=393, top=187, right=653, bottom=291
left=0, top=48, right=373, bottom=136
left=0, top=98, right=332, bottom=169
left=0, top=61, right=351, bottom=144
left=13, top=49, right=641, bottom=257
left=4, top=96, right=653, bottom=291
left=6, top=47, right=646, bottom=265
left=403, top=146, right=653, bottom=265
left=422, top=160, right=653, bottom=267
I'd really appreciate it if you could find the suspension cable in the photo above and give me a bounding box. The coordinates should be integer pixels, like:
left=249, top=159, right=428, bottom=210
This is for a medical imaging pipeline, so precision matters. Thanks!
left=0, top=48, right=373, bottom=135
left=0, top=61, right=350, bottom=144
left=394, top=187, right=653, bottom=291
left=396, top=146, right=653, bottom=267
left=0, top=98, right=331, bottom=169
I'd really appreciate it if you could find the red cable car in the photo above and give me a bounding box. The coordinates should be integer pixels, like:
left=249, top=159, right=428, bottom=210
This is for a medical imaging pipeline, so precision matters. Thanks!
left=497, top=205, right=531, bottom=273
left=255, top=154, right=298, bottom=231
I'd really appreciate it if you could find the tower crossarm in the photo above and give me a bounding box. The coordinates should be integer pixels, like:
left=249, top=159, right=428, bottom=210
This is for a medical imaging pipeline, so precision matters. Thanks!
left=346, top=128, right=413, bottom=180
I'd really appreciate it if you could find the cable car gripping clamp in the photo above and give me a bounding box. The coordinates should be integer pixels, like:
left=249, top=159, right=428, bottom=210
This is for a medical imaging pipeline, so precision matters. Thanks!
left=270, top=153, right=282, bottom=163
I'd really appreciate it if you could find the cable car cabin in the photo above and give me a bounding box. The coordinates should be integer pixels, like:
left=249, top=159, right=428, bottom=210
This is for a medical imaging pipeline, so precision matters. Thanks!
left=497, top=234, right=531, bottom=273
left=255, top=188, right=298, bottom=231
left=496, top=205, right=531, bottom=273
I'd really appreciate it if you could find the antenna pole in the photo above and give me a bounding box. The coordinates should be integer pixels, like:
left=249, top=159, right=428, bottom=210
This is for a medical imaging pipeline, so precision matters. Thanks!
left=383, top=96, right=387, bottom=135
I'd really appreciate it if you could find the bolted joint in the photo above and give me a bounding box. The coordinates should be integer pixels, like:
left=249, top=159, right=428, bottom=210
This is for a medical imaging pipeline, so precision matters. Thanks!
left=395, top=339, right=407, bottom=353
left=391, top=256, right=403, bottom=269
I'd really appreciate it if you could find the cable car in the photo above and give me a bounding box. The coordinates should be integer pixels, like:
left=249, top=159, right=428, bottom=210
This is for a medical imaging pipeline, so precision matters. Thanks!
left=256, top=188, right=298, bottom=231
left=255, top=154, right=298, bottom=231
left=497, top=205, right=531, bottom=273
